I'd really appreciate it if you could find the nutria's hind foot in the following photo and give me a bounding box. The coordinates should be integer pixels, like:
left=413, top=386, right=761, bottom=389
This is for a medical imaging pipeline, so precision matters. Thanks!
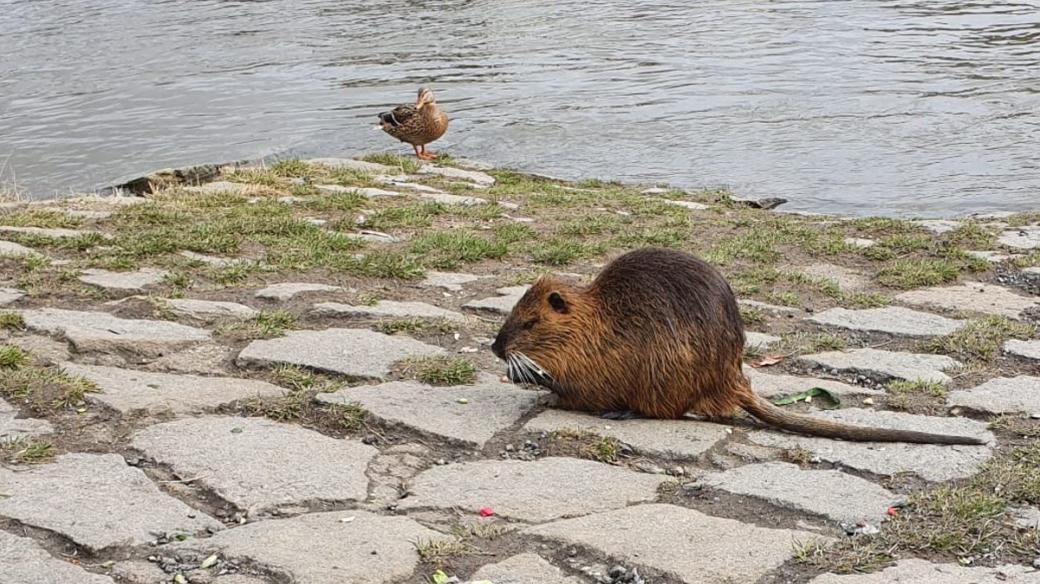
left=601, top=410, right=642, bottom=420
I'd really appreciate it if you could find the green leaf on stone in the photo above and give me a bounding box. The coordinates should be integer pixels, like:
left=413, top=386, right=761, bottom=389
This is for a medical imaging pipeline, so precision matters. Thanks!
left=772, top=387, right=840, bottom=409
left=431, top=570, right=451, bottom=584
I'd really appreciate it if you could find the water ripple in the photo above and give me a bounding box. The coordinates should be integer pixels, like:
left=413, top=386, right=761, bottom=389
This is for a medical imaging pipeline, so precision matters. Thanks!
left=1, top=0, right=1038, bottom=215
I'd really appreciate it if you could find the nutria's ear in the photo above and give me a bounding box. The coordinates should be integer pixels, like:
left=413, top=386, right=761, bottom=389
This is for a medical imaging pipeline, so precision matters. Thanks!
left=548, top=291, right=568, bottom=314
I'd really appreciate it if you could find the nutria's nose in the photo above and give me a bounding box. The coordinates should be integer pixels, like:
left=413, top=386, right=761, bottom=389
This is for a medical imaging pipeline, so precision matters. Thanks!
left=491, top=336, right=505, bottom=360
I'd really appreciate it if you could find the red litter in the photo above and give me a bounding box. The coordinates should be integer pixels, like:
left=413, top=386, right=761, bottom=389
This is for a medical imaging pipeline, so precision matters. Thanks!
left=887, top=506, right=898, bottom=517
left=479, top=507, right=494, bottom=517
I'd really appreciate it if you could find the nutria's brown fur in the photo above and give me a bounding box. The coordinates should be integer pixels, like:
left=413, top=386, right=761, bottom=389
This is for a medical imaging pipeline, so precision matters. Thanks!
left=491, top=247, right=984, bottom=445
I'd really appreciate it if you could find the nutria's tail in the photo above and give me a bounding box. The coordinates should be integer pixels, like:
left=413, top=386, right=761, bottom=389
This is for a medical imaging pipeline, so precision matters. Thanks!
left=739, top=392, right=985, bottom=445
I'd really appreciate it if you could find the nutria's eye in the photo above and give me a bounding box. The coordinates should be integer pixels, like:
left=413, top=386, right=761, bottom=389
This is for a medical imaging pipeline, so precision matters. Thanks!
left=548, top=292, right=568, bottom=314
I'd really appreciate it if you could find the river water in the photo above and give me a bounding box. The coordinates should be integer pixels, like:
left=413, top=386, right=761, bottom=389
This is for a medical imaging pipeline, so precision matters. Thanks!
left=2, top=0, right=1038, bottom=216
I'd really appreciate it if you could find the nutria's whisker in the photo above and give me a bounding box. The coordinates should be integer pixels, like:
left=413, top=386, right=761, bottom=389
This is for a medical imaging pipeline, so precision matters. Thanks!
left=518, top=352, right=552, bottom=381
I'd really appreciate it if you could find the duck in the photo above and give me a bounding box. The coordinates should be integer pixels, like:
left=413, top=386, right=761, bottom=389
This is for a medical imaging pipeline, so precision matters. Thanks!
left=377, top=87, right=449, bottom=160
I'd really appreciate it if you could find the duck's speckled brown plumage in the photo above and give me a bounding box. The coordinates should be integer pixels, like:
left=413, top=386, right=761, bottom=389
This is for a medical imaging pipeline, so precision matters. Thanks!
left=378, top=87, right=448, bottom=160
left=491, top=247, right=984, bottom=445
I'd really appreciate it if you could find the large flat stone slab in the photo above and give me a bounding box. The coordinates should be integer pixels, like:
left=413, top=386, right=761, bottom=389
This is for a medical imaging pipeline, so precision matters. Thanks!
left=316, top=379, right=543, bottom=447
left=702, top=462, right=897, bottom=525
left=167, top=298, right=259, bottom=322
left=19, top=308, right=211, bottom=357
left=809, top=558, right=1040, bottom=583
left=418, top=164, right=496, bottom=186
left=78, top=268, right=168, bottom=292
left=998, top=225, right=1040, bottom=250
left=471, top=553, right=582, bottom=584
left=237, top=328, right=444, bottom=379
left=173, top=511, right=439, bottom=584
left=801, top=263, right=869, bottom=291
left=523, top=409, right=731, bottom=459
left=912, top=219, right=961, bottom=234
left=799, top=348, right=962, bottom=384
left=0, top=287, right=26, bottom=306
left=133, top=417, right=377, bottom=513
left=896, top=282, right=1039, bottom=319
left=420, top=271, right=483, bottom=291
left=745, top=331, right=781, bottom=350
left=0, top=286, right=24, bottom=305
left=744, top=366, right=885, bottom=401
left=526, top=504, right=822, bottom=584
left=809, top=307, right=965, bottom=337
left=179, top=250, right=244, bottom=268
left=0, top=240, right=41, bottom=257
left=663, top=199, right=709, bottom=211
left=0, top=398, right=53, bottom=439
left=313, top=300, right=466, bottom=322
left=399, top=457, right=666, bottom=522
left=419, top=192, right=489, bottom=206
left=947, top=376, right=1040, bottom=416
left=462, top=286, right=529, bottom=316
left=254, top=282, right=344, bottom=301
left=748, top=409, right=993, bottom=482
left=0, top=453, right=220, bottom=551
left=1005, top=339, right=1040, bottom=361
left=0, top=531, right=116, bottom=584
left=61, top=363, right=283, bottom=415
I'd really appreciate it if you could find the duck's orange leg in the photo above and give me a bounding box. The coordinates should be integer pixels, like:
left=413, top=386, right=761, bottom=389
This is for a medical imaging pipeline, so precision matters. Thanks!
left=417, top=144, right=436, bottom=161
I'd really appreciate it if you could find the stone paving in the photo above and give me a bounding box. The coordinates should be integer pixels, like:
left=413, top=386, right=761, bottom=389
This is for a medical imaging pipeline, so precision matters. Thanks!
left=1, top=159, right=1039, bottom=584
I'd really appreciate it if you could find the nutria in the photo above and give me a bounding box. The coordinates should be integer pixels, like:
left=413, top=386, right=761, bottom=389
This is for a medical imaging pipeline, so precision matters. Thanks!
left=491, top=247, right=984, bottom=445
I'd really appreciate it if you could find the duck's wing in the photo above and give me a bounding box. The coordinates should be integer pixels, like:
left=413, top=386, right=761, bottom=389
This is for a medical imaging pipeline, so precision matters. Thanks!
left=378, top=104, right=418, bottom=128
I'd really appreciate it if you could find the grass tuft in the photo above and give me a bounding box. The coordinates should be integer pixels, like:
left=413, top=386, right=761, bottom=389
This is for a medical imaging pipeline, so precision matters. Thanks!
left=0, top=437, right=55, bottom=464
left=402, top=356, right=477, bottom=386
left=409, top=231, right=507, bottom=269
left=926, top=315, right=1035, bottom=362
left=218, top=310, right=297, bottom=341
left=376, top=318, right=458, bottom=336
left=0, top=345, right=30, bottom=369
left=0, top=311, right=25, bottom=330
left=797, top=443, right=1040, bottom=573
left=0, top=361, right=100, bottom=412
left=361, top=153, right=422, bottom=174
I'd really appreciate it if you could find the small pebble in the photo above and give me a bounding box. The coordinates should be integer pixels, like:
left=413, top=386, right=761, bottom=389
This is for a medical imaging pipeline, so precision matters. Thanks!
left=862, top=397, right=874, bottom=406
left=457, top=398, right=469, bottom=404
left=1033, top=557, right=1040, bottom=569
